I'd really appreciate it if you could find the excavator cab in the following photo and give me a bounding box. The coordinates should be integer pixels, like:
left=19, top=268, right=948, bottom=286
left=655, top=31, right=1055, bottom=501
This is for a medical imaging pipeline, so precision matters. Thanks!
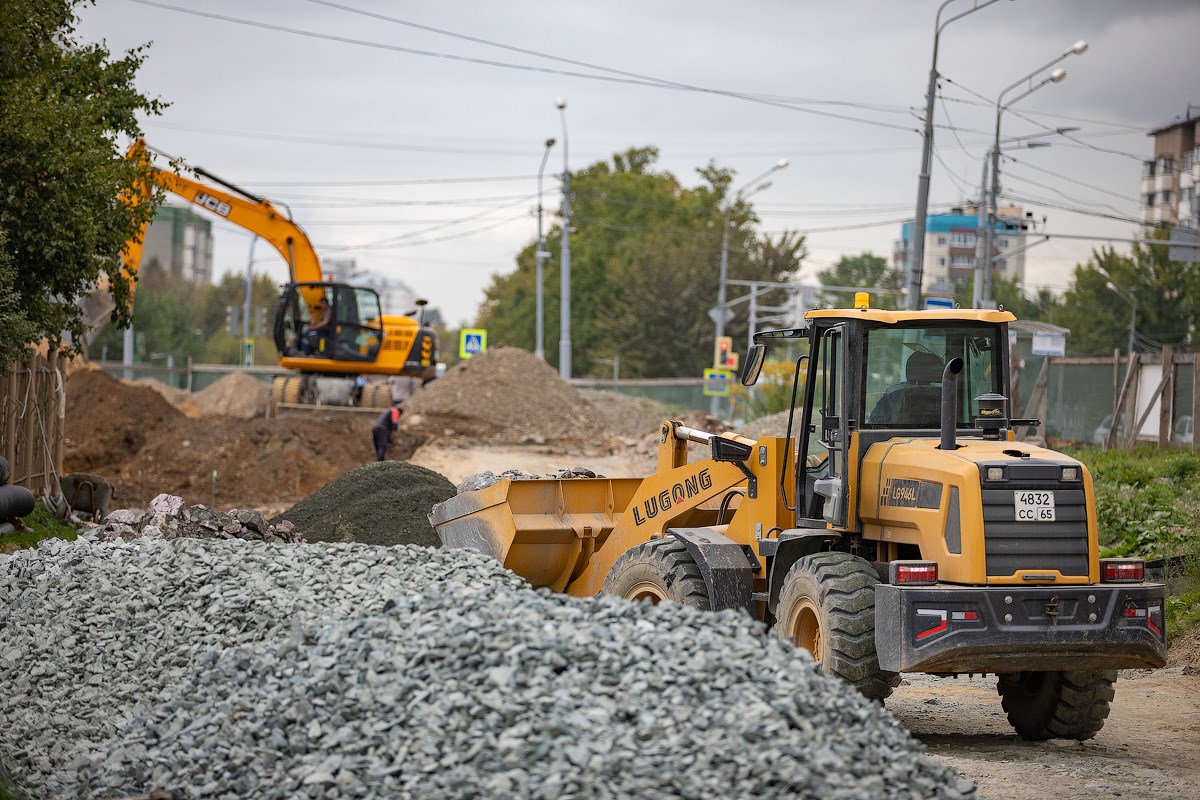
left=274, top=282, right=384, bottom=365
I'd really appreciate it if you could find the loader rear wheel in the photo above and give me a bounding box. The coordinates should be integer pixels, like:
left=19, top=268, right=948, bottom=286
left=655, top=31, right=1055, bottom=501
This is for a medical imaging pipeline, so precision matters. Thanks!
left=997, top=670, right=1116, bottom=740
left=602, top=539, right=710, bottom=610
left=773, top=552, right=900, bottom=700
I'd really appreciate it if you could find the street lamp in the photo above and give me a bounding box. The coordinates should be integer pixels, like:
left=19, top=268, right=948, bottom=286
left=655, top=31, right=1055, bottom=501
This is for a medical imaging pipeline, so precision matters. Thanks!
left=1105, top=281, right=1137, bottom=357
left=971, top=137, right=1049, bottom=307
left=556, top=99, right=572, bottom=380
left=712, top=158, right=789, bottom=415
left=981, top=40, right=1087, bottom=304
left=908, top=0, right=1010, bottom=310
left=535, top=137, right=556, bottom=361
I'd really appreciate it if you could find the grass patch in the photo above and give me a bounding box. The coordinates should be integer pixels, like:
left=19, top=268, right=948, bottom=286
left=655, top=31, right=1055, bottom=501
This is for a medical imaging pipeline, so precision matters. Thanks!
left=0, top=500, right=78, bottom=554
left=1068, top=445, right=1200, bottom=637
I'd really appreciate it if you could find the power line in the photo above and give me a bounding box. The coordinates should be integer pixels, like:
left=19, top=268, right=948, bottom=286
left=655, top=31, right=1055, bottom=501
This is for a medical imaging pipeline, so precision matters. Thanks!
left=244, top=175, right=540, bottom=187
left=1004, top=156, right=1142, bottom=204
left=125, top=0, right=919, bottom=133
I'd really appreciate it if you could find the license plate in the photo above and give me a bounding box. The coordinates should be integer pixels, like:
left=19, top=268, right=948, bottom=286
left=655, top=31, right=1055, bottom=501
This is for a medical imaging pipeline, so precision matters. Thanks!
left=1015, top=490, right=1055, bottom=522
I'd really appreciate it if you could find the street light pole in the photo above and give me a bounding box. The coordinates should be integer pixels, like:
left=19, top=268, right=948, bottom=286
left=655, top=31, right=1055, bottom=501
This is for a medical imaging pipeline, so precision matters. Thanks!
left=973, top=137, right=1052, bottom=307
left=1106, top=281, right=1137, bottom=356
left=712, top=159, right=789, bottom=416
left=982, top=40, right=1087, bottom=305
left=556, top=99, right=571, bottom=380
left=908, top=0, right=1008, bottom=310
left=535, top=137, right=556, bottom=361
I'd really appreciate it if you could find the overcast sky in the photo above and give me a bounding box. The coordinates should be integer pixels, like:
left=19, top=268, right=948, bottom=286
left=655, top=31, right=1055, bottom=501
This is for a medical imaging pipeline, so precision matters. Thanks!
left=78, top=0, right=1200, bottom=325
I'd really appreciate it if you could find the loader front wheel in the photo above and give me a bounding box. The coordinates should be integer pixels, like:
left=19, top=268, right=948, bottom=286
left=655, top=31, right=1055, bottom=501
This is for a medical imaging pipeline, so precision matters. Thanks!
left=997, top=670, right=1116, bottom=740
left=773, top=552, right=900, bottom=700
left=602, top=539, right=710, bottom=610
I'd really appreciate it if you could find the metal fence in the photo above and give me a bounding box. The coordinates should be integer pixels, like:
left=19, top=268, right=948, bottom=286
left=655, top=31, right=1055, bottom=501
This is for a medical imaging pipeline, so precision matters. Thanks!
left=1, top=351, right=66, bottom=494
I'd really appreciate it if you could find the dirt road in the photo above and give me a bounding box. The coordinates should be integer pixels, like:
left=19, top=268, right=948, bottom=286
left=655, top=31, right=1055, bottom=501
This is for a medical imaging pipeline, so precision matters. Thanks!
left=889, top=666, right=1200, bottom=799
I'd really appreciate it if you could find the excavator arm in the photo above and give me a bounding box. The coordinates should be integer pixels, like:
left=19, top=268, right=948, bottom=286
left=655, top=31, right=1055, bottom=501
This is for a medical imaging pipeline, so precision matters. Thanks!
left=122, top=139, right=325, bottom=300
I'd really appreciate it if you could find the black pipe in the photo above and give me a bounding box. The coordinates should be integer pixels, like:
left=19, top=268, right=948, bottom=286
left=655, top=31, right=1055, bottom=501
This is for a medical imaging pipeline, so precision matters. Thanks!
left=0, top=484, right=35, bottom=519
left=940, top=357, right=965, bottom=451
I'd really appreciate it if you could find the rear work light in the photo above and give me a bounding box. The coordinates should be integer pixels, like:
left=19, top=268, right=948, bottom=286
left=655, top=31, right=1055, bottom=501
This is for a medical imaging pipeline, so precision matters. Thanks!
left=890, top=561, right=938, bottom=585
left=1101, top=558, right=1145, bottom=583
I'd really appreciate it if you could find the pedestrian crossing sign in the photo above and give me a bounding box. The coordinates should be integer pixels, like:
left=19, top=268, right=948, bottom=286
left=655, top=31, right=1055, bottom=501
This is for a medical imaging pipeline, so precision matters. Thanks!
left=703, top=368, right=734, bottom=397
left=459, top=329, right=487, bottom=359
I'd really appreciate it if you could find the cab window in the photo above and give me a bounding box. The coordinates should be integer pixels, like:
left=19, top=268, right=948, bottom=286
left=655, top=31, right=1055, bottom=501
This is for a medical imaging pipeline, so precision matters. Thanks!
left=862, top=324, right=1002, bottom=428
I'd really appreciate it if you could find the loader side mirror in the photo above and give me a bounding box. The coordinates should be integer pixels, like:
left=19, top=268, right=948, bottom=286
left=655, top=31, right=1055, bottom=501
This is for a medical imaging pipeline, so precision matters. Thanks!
left=711, top=436, right=753, bottom=463
left=742, top=344, right=766, bottom=385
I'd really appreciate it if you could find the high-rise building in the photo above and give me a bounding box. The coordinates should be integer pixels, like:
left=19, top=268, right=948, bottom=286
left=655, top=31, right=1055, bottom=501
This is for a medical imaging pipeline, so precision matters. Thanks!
left=1143, top=106, right=1200, bottom=230
left=894, top=204, right=1030, bottom=296
left=139, top=205, right=213, bottom=284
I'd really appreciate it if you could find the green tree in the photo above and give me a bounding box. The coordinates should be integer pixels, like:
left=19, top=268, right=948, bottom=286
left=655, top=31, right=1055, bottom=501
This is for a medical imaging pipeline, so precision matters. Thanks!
left=0, top=230, right=38, bottom=365
left=948, top=275, right=1061, bottom=323
left=477, top=148, right=806, bottom=378
left=1056, top=231, right=1196, bottom=356
left=816, top=252, right=903, bottom=309
left=0, top=0, right=164, bottom=361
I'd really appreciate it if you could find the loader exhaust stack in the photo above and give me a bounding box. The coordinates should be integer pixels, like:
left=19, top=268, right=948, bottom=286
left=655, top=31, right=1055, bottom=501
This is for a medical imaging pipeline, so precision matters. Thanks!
left=939, top=357, right=964, bottom=451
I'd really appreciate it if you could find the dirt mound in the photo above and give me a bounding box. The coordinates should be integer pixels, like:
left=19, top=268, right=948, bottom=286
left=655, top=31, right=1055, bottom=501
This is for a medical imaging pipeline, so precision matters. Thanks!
left=130, top=377, right=202, bottom=417
left=194, top=372, right=269, bottom=417
left=739, top=409, right=801, bottom=440
left=1168, top=623, right=1200, bottom=667
left=65, top=369, right=184, bottom=474
left=108, top=413, right=417, bottom=510
left=273, top=461, right=454, bottom=548
left=404, top=346, right=609, bottom=443
left=631, top=410, right=733, bottom=466
left=580, top=389, right=672, bottom=438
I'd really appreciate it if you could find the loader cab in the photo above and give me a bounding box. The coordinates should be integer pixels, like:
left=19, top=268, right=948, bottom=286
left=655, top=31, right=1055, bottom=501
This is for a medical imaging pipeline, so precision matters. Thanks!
left=274, top=281, right=385, bottom=363
left=744, top=308, right=1012, bottom=532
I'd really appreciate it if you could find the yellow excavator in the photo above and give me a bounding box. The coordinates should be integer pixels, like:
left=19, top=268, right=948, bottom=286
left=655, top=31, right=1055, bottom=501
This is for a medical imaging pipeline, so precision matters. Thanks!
left=432, top=295, right=1166, bottom=740
left=122, top=140, right=438, bottom=412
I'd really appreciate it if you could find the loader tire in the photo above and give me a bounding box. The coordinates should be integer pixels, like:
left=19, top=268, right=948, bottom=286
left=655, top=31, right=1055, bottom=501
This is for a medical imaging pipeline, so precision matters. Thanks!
left=773, top=552, right=900, bottom=700
left=997, top=670, right=1116, bottom=740
left=283, top=377, right=303, bottom=404
left=602, top=539, right=710, bottom=610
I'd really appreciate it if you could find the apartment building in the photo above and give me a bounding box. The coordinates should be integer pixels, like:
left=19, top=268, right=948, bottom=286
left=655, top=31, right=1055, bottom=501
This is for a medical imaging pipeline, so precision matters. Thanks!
left=140, top=205, right=213, bottom=284
left=893, top=204, right=1030, bottom=295
left=1143, top=106, right=1200, bottom=229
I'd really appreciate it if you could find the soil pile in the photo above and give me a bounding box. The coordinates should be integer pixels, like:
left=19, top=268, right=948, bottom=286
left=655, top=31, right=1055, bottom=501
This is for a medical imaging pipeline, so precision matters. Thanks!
left=404, top=346, right=609, bottom=443
left=130, top=377, right=202, bottom=417
left=739, top=409, right=801, bottom=439
left=1168, top=623, right=1200, bottom=667
left=580, top=388, right=673, bottom=438
left=273, top=461, right=454, bottom=547
left=194, top=371, right=269, bottom=417
left=64, top=369, right=183, bottom=474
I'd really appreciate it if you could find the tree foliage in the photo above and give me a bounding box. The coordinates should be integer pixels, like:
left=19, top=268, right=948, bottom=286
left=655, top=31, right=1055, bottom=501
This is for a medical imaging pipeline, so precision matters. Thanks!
left=477, top=147, right=806, bottom=378
left=1056, top=231, right=1196, bottom=356
left=0, top=0, right=164, bottom=361
left=90, top=267, right=281, bottom=366
left=816, top=252, right=902, bottom=309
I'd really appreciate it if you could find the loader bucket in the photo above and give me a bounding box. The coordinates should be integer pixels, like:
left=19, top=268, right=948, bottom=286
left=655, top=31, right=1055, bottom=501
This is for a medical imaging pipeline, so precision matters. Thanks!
left=429, top=477, right=643, bottom=592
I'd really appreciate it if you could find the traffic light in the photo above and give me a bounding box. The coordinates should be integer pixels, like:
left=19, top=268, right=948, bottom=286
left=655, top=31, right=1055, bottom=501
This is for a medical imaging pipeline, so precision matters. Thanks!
left=225, top=306, right=239, bottom=336
left=714, top=335, right=734, bottom=369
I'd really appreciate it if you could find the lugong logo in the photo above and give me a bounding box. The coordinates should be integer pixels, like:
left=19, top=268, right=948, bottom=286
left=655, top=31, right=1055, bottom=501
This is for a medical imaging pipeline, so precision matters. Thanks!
left=631, top=468, right=713, bottom=525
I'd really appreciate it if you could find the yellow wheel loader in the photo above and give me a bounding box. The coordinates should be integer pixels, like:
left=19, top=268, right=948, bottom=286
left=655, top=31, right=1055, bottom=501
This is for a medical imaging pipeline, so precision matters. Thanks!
left=431, top=298, right=1166, bottom=740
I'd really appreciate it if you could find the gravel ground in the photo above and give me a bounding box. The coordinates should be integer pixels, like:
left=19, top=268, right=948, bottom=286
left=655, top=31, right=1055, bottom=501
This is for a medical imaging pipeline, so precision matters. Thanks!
left=0, top=537, right=974, bottom=800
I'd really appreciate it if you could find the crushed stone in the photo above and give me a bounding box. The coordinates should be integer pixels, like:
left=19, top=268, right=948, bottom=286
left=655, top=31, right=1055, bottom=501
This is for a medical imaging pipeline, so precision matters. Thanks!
left=273, top=461, right=454, bottom=548
left=579, top=389, right=673, bottom=438
left=0, top=537, right=975, bottom=800
left=86, top=493, right=305, bottom=543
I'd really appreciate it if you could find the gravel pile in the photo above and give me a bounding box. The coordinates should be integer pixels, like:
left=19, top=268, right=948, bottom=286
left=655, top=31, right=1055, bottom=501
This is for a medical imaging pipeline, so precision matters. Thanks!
left=86, top=493, right=305, bottom=543
left=0, top=537, right=521, bottom=799
left=0, top=537, right=974, bottom=800
left=273, top=461, right=454, bottom=548
left=579, top=389, right=672, bottom=438
left=454, top=466, right=602, bottom=493
left=404, top=346, right=609, bottom=443
left=739, top=409, right=801, bottom=440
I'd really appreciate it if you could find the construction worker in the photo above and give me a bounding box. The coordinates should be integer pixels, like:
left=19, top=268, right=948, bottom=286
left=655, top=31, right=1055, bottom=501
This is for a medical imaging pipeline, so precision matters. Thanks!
left=301, top=296, right=333, bottom=355
left=372, top=403, right=403, bottom=462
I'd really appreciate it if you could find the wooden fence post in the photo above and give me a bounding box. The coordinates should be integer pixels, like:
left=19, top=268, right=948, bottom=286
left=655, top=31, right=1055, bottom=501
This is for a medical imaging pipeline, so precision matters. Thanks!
left=1159, top=345, right=1174, bottom=448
